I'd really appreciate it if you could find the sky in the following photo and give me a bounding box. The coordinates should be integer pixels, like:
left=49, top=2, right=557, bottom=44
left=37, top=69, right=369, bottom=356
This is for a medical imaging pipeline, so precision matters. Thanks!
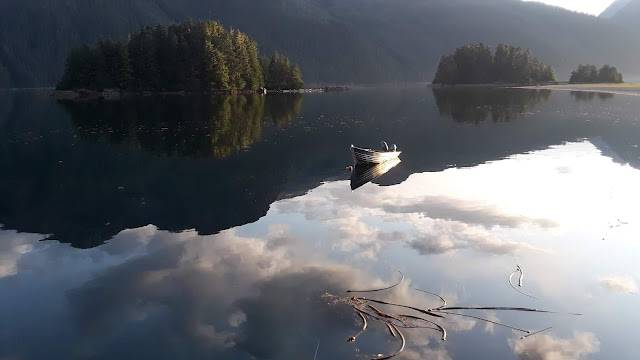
left=524, top=0, right=616, bottom=15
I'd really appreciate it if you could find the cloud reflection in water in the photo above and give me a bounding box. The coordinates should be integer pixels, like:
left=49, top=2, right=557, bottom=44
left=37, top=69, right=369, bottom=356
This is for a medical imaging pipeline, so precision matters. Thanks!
left=5, top=140, right=640, bottom=358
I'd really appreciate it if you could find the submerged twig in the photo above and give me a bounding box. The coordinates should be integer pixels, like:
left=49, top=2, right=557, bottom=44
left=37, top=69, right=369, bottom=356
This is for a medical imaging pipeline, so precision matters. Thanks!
left=347, top=310, right=368, bottom=342
left=386, top=323, right=396, bottom=337
left=359, top=297, right=445, bottom=318
left=348, top=270, right=404, bottom=293
left=438, top=306, right=582, bottom=316
left=414, top=288, right=447, bottom=309
left=520, top=327, right=552, bottom=339
left=434, top=310, right=531, bottom=334
left=374, top=323, right=405, bottom=360
left=367, top=304, right=408, bottom=325
left=509, top=269, right=539, bottom=300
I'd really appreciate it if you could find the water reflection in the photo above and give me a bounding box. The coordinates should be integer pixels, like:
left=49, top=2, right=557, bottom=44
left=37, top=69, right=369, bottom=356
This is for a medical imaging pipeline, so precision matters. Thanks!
left=570, top=91, right=615, bottom=102
left=432, top=87, right=551, bottom=123
left=59, top=94, right=303, bottom=158
left=2, top=88, right=640, bottom=251
left=3, top=140, right=639, bottom=359
left=350, top=159, right=401, bottom=190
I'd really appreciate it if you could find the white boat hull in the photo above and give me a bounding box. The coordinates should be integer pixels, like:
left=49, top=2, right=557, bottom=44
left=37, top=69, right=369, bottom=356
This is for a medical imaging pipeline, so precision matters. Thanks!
left=351, top=145, right=401, bottom=164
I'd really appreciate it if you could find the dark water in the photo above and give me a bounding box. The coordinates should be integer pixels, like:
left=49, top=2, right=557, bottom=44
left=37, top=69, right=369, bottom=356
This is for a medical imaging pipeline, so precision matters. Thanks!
left=1, top=87, right=639, bottom=359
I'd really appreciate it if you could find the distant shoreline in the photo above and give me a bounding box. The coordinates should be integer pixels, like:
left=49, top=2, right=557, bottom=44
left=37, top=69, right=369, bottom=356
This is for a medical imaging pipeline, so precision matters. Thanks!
left=40, top=86, right=350, bottom=100
left=511, top=84, right=640, bottom=96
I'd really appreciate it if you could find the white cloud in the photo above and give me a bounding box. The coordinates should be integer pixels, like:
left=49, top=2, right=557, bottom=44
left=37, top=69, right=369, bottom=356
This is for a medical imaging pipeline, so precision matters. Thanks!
left=509, top=331, right=600, bottom=360
left=599, top=275, right=638, bottom=294
left=0, top=228, right=44, bottom=278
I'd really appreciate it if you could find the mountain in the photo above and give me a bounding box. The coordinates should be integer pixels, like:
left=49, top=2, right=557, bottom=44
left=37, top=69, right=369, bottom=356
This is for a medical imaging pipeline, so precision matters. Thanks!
left=599, top=0, right=640, bottom=33
left=1, top=0, right=640, bottom=88
left=599, top=0, right=633, bottom=18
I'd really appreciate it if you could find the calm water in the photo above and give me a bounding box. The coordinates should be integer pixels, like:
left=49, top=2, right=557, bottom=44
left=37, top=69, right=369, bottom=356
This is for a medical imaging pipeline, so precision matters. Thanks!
left=1, top=87, right=639, bottom=359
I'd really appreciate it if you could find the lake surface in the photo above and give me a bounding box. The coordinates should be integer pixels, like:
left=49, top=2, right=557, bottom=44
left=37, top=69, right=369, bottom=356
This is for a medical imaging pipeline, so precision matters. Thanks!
left=1, top=87, right=639, bottom=359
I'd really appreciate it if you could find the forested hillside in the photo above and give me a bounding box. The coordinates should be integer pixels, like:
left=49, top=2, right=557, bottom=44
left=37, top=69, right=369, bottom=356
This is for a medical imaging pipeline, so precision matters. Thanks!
left=1, top=0, right=640, bottom=88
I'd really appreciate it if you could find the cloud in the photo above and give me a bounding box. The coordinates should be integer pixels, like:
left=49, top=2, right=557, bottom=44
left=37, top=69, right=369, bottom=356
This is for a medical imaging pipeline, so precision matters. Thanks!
left=599, top=275, right=638, bottom=294
left=483, top=312, right=500, bottom=334
left=270, top=174, right=555, bottom=260
left=0, top=228, right=44, bottom=278
left=63, top=225, right=442, bottom=360
left=409, top=220, right=550, bottom=256
left=509, top=331, right=600, bottom=360
left=383, top=196, right=557, bottom=229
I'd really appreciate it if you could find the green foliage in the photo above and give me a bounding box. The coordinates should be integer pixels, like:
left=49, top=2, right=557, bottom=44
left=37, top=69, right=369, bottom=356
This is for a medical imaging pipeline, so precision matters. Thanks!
left=597, top=65, right=624, bottom=83
left=569, top=64, right=624, bottom=84
left=433, top=44, right=556, bottom=85
left=569, top=64, right=598, bottom=84
left=57, top=20, right=298, bottom=92
left=263, top=52, right=304, bottom=90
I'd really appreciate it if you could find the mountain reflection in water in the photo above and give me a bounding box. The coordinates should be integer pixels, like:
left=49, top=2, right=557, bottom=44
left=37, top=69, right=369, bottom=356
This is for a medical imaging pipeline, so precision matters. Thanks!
left=1, top=87, right=640, bottom=253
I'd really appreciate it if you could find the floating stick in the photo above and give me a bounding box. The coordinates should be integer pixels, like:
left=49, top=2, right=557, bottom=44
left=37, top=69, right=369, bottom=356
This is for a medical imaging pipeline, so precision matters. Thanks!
left=358, top=297, right=445, bottom=318
left=386, top=323, right=396, bottom=337
left=520, top=327, right=552, bottom=339
left=347, top=310, right=368, bottom=342
left=434, top=310, right=531, bottom=334
left=509, top=269, right=539, bottom=300
left=414, top=288, right=447, bottom=309
left=374, top=323, right=405, bottom=360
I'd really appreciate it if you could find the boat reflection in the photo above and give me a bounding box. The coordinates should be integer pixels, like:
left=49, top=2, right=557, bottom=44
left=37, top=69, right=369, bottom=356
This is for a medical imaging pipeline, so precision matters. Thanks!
left=350, top=159, right=401, bottom=190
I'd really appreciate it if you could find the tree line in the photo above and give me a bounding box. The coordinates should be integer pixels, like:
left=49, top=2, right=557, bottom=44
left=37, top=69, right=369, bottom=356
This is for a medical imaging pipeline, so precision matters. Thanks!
left=433, top=44, right=556, bottom=85
left=569, top=64, right=623, bottom=84
left=57, top=20, right=303, bottom=92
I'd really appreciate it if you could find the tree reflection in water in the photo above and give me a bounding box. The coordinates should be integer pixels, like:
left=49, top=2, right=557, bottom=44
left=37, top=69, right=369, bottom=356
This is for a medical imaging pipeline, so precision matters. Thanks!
left=570, top=91, right=615, bottom=102
left=432, top=87, right=551, bottom=124
left=59, top=93, right=304, bottom=159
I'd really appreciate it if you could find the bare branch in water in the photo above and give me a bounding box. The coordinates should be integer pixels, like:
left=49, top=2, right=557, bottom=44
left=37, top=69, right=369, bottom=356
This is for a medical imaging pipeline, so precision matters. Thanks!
left=325, top=271, right=582, bottom=356
left=520, top=327, right=552, bottom=339
left=347, top=310, right=368, bottom=342
left=348, top=269, right=405, bottom=293
left=438, top=306, right=582, bottom=316
left=374, top=323, right=405, bottom=360
left=414, top=288, right=447, bottom=309
left=386, top=323, right=396, bottom=337
left=434, top=310, right=531, bottom=334
left=358, top=297, right=445, bottom=318
left=517, top=265, right=524, bottom=287
left=509, top=269, right=539, bottom=300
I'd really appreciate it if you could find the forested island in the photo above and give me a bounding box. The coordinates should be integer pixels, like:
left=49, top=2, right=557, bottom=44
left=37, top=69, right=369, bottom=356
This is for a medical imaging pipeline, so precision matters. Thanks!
left=569, top=64, right=624, bottom=84
left=433, top=44, right=556, bottom=85
left=56, top=20, right=303, bottom=93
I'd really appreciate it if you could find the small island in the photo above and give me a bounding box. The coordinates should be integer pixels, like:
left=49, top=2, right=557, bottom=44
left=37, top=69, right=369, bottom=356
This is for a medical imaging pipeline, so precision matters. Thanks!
left=56, top=20, right=303, bottom=94
left=569, top=64, right=623, bottom=84
left=432, top=43, right=556, bottom=85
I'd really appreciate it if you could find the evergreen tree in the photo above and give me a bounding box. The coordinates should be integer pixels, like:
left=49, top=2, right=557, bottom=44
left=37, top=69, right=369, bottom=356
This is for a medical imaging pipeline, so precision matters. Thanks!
left=432, top=43, right=555, bottom=85
left=57, top=20, right=303, bottom=92
left=263, top=52, right=303, bottom=90
left=597, top=64, right=623, bottom=83
left=569, top=64, right=598, bottom=84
